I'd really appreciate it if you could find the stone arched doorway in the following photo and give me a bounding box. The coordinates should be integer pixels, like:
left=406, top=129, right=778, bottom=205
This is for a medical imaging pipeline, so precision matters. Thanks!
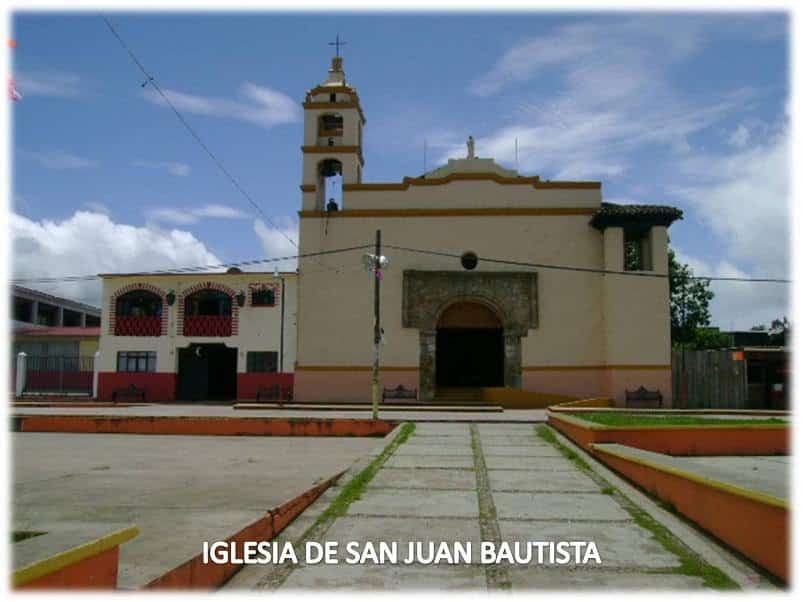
left=436, top=301, right=504, bottom=389
left=402, top=270, right=537, bottom=401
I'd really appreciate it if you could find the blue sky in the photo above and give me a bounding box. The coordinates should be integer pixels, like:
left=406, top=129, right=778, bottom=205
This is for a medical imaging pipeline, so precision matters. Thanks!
left=11, top=11, right=790, bottom=328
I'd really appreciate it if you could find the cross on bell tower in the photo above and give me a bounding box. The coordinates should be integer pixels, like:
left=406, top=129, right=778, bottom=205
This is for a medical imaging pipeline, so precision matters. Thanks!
left=328, top=34, right=347, bottom=57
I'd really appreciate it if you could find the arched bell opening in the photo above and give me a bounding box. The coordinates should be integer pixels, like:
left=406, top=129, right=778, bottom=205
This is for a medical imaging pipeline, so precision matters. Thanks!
left=317, top=158, right=343, bottom=211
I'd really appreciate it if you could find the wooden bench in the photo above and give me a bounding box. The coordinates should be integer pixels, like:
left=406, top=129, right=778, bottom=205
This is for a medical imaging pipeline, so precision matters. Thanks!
left=256, top=385, right=293, bottom=404
left=111, top=384, right=146, bottom=402
left=625, top=386, right=663, bottom=408
left=382, top=385, right=418, bottom=402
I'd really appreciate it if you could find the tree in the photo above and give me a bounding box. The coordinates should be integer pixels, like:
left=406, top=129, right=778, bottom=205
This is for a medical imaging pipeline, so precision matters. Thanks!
left=764, top=317, right=790, bottom=346
left=669, top=249, right=726, bottom=349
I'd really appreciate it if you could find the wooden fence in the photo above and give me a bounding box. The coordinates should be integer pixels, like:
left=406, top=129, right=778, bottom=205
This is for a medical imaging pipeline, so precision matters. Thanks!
left=671, top=349, right=747, bottom=409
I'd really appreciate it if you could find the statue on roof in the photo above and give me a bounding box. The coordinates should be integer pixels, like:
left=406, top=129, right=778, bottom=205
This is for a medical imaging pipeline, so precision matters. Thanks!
left=467, top=135, right=475, bottom=159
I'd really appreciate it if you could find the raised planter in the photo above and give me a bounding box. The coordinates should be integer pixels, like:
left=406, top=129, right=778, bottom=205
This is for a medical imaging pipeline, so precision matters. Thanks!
left=548, top=411, right=789, bottom=456
left=590, top=444, right=788, bottom=582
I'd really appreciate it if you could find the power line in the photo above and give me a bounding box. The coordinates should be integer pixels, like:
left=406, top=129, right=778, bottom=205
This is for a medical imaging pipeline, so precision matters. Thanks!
left=100, top=15, right=298, bottom=251
left=11, top=245, right=371, bottom=285
left=383, top=244, right=792, bottom=283
left=14, top=241, right=790, bottom=286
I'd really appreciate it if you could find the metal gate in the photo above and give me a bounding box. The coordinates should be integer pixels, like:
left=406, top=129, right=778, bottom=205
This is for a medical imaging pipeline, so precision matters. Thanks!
left=23, top=355, right=94, bottom=395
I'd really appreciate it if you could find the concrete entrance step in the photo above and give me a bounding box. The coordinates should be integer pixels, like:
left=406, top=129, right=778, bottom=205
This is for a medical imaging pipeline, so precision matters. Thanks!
left=434, top=387, right=485, bottom=402
left=234, top=403, right=503, bottom=413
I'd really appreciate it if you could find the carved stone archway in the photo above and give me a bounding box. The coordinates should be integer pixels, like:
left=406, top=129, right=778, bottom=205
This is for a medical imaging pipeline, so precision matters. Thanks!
left=402, top=270, right=538, bottom=400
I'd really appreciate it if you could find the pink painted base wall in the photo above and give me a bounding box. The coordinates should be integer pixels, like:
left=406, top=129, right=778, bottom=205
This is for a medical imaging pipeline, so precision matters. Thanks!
left=605, top=369, right=672, bottom=407
left=523, top=370, right=606, bottom=400
left=296, top=368, right=671, bottom=405
left=295, top=370, right=420, bottom=402
left=525, top=368, right=671, bottom=406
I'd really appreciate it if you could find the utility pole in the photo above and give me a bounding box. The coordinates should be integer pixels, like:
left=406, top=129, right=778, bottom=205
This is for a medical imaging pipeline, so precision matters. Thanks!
left=371, top=229, right=382, bottom=419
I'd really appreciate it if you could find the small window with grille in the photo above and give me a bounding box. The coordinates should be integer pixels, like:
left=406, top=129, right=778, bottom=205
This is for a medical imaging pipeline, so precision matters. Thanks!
left=247, top=351, right=278, bottom=373
left=251, top=288, right=276, bottom=307
left=117, top=351, right=156, bottom=373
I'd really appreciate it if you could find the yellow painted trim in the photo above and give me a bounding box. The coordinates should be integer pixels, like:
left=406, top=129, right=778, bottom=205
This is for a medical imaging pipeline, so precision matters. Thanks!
left=589, top=443, right=789, bottom=510
left=339, top=172, right=601, bottom=190
left=307, top=84, right=360, bottom=99
left=548, top=411, right=789, bottom=431
left=524, top=364, right=671, bottom=371
left=296, top=365, right=419, bottom=372
left=13, top=525, right=139, bottom=587
left=302, top=101, right=366, bottom=124
left=301, top=145, right=364, bottom=166
left=299, top=207, right=597, bottom=219
left=301, top=145, right=361, bottom=153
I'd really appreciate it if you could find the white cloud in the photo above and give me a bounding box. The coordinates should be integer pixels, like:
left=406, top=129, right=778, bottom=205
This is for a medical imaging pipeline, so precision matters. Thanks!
left=674, top=126, right=789, bottom=272
left=11, top=211, right=220, bottom=306
left=192, top=204, right=249, bottom=219
left=14, top=71, right=83, bottom=98
left=673, top=250, right=789, bottom=331
left=19, top=149, right=98, bottom=170
left=727, top=124, right=751, bottom=148
left=146, top=204, right=250, bottom=225
left=143, top=82, right=300, bottom=129
left=146, top=208, right=199, bottom=225
left=253, top=217, right=298, bottom=272
left=671, top=125, right=790, bottom=330
left=83, top=201, right=111, bottom=215
left=132, top=160, right=191, bottom=177
left=471, top=15, right=782, bottom=97
left=447, top=16, right=765, bottom=180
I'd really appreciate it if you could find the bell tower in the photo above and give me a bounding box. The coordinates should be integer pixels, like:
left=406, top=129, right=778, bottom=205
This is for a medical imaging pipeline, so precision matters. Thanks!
left=300, top=54, right=366, bottom=211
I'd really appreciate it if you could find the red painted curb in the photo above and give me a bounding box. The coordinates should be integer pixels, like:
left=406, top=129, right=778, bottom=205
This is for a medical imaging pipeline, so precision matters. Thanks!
left=16, top=415, right=397, bottom=437
left=143, top=475, right=338, bottom=589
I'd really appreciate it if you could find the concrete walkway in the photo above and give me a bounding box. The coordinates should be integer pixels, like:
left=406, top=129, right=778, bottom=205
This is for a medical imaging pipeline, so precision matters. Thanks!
left=230, top=423, right=717, bottom=591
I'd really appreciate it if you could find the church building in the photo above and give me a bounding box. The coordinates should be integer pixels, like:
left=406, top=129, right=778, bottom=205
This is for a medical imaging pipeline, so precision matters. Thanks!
left=294, top=56, right=683, bottom=404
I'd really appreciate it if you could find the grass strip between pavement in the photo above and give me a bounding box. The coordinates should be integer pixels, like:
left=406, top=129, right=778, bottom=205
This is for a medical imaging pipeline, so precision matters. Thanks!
left=575, top=413, right=787, bottom=428
left=264, top=422, right=416, bottom=589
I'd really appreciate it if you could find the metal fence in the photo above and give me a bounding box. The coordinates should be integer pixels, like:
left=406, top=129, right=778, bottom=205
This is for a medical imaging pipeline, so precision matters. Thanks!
left=23, top=355, right=95, bottom=395
left=671, top=349, right=747, bottom=409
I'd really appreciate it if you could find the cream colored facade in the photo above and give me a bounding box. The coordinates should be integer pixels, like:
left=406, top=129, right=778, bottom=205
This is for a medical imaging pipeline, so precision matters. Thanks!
left=97, top=272, right=296, bottom=401
left=294, top=57, right=679, bottom=404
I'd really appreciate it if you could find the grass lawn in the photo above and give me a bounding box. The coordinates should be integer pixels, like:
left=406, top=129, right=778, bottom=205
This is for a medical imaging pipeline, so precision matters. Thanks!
left=575, top=412, right=788, bottom=427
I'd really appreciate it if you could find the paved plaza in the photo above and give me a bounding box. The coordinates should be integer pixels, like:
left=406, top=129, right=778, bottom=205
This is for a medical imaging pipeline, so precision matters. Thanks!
left=12, top=433, right=377, bottom=589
